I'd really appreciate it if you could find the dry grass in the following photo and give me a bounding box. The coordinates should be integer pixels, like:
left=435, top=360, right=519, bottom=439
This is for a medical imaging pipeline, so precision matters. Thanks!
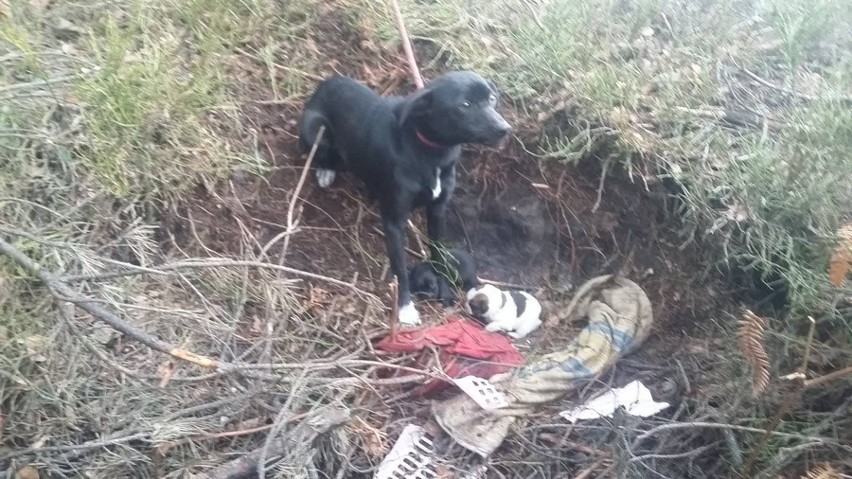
left=2, top=0, right=851, bottom=477
left=828, top=223, right=852, bottom=287
left=0, top=1, right=385, bottom=477
left=737, top=309, right=772, bottom=397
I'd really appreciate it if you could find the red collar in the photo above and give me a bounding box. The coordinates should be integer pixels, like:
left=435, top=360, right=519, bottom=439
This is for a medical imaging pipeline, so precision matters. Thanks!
left=415, top=129, right=446, bottom=149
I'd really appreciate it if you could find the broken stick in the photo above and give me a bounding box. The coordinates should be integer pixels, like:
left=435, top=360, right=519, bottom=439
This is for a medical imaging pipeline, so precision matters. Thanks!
left=0, top=237, right=219, bottom=369
left=389, top=0, right=424, bottom=89
left=388, top=277, right=400, bottom=339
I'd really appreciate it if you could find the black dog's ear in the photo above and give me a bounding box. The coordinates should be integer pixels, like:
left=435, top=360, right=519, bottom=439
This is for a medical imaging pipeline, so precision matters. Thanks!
left=396, top=88, right=433, bottom=127
left=486, top=80, right=500, bottom=97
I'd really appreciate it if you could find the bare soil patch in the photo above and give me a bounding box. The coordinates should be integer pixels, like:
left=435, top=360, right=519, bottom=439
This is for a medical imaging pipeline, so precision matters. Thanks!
left=11, top=2, right=848, bottom=477
left=149, top=10, right=749, bottom=476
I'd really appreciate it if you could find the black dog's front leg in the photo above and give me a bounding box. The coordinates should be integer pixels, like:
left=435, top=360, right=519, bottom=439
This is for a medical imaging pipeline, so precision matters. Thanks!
left=426, top=166, right=456, bottom=297
left=427, top=195, right=460, bottom=308
left=382, top=215, right=420, bottom=325
left=426, top=199, right=447, bottom=259
left=426, top=165, right=455, bottom=258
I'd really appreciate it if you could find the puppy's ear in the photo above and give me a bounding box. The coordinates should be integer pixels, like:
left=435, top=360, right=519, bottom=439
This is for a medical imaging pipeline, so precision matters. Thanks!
left=396, top=88, right=433, bottom=127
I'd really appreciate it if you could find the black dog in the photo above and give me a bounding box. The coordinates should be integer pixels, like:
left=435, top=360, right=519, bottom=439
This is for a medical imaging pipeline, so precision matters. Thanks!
left=409, top=249, right=479, bottom=307
left=299, top=72, right=509, bottom=325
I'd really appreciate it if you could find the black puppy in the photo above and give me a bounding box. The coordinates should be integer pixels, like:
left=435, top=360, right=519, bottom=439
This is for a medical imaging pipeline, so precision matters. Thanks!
left=409, top=249, right=479, bottom=307
left=299, top=72, right=509, bottom=325
left=409, top=262, right=446, bottom=302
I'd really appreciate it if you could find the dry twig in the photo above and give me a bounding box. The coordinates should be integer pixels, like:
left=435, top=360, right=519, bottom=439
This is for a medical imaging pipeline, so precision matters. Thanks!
left=386, top=0, right=432, bottom=261
left=742, top=316, right=817, bottom=477
left=631, top=422, right=843, bottom=448
left=61, top=258, right=379, bottom=300
left=802, top=463, right=841, bottom=479
left=804, top=366, right=852, bottom=389
left=209, top=405, right=351, bottom=479
left=388, top=277, right=400, bottom=339
left=743, top=68, right=852, bottom=105
left=0, top=237, right=220, bottom=369
left=591, top=158, right=611, bottom=214
left=278, top=125, right=326, bottom=262
left=389, top=0, right=424, bottom=89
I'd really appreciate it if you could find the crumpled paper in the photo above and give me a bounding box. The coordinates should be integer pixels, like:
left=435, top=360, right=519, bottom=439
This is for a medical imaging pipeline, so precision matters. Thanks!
left=559, top=380, right=669, bottom=422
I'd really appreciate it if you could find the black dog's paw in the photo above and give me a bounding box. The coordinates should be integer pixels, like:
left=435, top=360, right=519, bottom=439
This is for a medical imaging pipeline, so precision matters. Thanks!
left=315, top=168, right=336, bottom=188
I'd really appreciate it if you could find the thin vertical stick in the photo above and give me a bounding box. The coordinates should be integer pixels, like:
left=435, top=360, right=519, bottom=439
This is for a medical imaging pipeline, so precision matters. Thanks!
left=742, top=316, right=818, bottom=477
left=388, top=277, right=400, bottom=339
left=407, top=219, right=428, bottom=257
left=278, top=125, right=326, bottom=263
left=389, top=0, right=424, bottom=90
left=260, top=126, right=326, bottom=262
left=799, top=316, right=816, bottom=374
left=286, top=126, right=325, bottom=233
left=389, top=0, right=426, bottom=315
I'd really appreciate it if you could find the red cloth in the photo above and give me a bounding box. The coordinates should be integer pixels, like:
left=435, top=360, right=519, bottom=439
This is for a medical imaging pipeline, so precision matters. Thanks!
left=375, top=316, right=525, bottom=396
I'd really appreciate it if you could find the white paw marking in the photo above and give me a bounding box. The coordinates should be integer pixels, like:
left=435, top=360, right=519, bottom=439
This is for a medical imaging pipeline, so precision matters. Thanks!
left=431, top=168, right=442, bottom=199
left=398, top=302, right=421, bottom=326
left=316, top=168, right=336, bottom=188
left=484, top=322, right=503, bottom=333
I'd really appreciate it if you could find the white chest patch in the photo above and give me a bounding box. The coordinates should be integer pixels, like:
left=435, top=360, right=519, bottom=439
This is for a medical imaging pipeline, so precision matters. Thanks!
left=431, top=168, right=442, bottom=199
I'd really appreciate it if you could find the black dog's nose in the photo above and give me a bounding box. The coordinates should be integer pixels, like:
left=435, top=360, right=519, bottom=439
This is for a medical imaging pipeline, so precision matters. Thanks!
left=491, top=115, right=511, bottom=139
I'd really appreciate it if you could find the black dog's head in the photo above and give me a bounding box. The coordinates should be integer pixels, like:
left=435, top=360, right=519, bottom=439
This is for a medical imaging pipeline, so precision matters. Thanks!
left=397, top=71, right=511, bottom=147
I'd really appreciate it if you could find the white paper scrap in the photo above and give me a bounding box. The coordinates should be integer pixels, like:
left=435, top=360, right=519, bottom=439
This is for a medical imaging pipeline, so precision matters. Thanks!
left=559, top=380, right=670, bottom=423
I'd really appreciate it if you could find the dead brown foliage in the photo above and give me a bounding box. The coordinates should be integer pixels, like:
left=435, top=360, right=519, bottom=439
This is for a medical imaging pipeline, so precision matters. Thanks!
left=737, top=309, right=772, bottom=397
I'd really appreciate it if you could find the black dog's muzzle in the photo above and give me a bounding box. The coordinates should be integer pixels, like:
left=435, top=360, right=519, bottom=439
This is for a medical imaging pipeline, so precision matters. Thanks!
left=482, top=112, right=511, bottom=145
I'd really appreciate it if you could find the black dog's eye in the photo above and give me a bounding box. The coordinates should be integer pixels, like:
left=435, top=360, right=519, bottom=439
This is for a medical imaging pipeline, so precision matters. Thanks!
left=489, top=94, right=497, bottom=104
left=459, top=101, right=471, bottom=110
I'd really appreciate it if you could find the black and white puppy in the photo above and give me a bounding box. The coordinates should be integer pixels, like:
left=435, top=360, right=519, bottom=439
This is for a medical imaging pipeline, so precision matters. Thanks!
left=466, top=284, right=542, bottom=339
left=299, top=72, right=510, bottom=325
left=409, top=249, right=479, bottom=306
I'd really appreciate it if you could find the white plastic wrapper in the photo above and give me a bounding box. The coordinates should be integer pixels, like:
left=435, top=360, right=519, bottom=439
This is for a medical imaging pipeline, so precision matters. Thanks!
left=559, top=380, right=670, bottom=422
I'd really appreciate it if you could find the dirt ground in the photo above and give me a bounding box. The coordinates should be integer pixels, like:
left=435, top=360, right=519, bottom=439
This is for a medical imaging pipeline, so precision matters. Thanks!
left=170, top=94, right=742, bottom=477
left=152, top=11, right=747, bottom=474
left=165, top=9, right=732, bottom=354
left=4, top=1, right=851, bottom=478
